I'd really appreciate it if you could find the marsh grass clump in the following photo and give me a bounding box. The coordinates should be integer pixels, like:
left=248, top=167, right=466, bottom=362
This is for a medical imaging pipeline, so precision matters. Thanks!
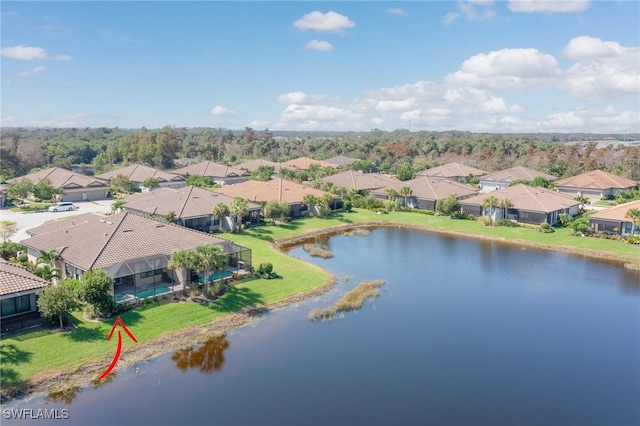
left=308, top=280, right=384, bottom=321
left=343, top=228, right=371, bottom=237
left=302, top=244, right=334, bottom=258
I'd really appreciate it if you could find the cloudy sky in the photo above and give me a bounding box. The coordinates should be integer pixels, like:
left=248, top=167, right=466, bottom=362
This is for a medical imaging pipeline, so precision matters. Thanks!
left=1, top=1, right=639, bottom=133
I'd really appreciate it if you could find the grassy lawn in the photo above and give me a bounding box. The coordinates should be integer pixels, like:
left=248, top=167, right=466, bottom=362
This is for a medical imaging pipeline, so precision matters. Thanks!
left=2, top=208, right=638, bottom=391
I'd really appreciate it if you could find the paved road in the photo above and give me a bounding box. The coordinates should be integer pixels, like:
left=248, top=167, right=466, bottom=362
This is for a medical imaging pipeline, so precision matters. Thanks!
left=0, top=200, right=114, bottom=242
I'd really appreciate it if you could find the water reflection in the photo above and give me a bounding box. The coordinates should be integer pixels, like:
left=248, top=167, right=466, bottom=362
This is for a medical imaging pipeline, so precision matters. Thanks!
left=171, top=335, right=229, bottom=373
left=44, top=387, right=82, bottom=405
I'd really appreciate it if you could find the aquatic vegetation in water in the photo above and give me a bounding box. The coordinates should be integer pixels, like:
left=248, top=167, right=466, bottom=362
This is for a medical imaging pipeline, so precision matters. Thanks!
left=302, top=244, right=333, bottom=258
left=308, top=280, right=384, bottom=321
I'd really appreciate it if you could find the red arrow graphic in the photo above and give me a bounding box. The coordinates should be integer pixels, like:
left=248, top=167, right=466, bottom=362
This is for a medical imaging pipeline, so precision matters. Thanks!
left=99, top=316, right=138, bottom=380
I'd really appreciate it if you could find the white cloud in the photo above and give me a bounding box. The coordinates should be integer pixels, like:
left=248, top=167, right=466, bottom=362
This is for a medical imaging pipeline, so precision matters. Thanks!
left=0, top=45, right=72, bottom=60
left=305, top=40, right=333, bottom=51
left=508, top=1, right=590, bottom=13
left=210, top=106, right=236, bottom=116
left=478, top=96, right=508, bottom=114
left=293, top=11, right=356, bottom=33
left=277, top=92, right=330, bottom=104
left=386, top=8, right=406, bottom=16
left=444, top=1, right=495, bottom=25
left=275, top=104, right=364, bottom=131
left=249, top=120, right=270, bottom=128
left=19, top=65, right=46, bottom=77
left=375, top=98, right=418, bottom=111
left=445, top=48, right=561, bottom=89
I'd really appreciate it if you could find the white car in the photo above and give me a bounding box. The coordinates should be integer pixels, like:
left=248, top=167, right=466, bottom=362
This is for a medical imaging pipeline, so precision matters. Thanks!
left=49, top=202, right=75, bottom=212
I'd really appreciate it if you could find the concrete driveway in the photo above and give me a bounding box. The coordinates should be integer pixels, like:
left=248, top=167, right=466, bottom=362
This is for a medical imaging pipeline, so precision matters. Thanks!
left=0, top=200, right=114, bottom=242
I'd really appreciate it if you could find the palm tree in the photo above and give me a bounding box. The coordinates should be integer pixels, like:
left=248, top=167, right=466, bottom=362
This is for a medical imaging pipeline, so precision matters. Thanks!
left=168, top=249, right=198, bottom=295
left=626, top=208, right=640, bottom=236
left=302, top=194, right=317, bottom=216
left=384, top=188, right=398, bottom=211
left=400, top=186, right=413, bottom=211
left=499, top=199, right=514, bottom=221
left=229, top=197, right=248, bottom=232
left=36, top=249, right=60, bottom=267
left=212, top=202, right=230, bottom=230
left=195, top=244, right=228, bottom=297
left=165, top=210, right=177, bottom=224
left=481, top=195, right=500, bottom=226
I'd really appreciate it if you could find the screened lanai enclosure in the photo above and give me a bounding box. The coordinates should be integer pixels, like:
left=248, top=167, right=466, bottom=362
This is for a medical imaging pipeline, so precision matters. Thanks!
left=109, top=241, right=252, bottom=304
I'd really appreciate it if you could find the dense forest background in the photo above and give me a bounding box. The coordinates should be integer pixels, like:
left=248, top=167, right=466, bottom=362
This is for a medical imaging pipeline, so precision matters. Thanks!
left=1, top=127, right=639, bottom=181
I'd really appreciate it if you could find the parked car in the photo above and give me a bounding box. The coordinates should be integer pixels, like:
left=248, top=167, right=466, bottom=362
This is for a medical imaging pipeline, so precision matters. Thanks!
left=49, top=202, right=75, bottom=212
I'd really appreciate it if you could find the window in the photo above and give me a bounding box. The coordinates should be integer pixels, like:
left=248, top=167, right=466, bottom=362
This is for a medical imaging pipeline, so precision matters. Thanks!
left=1, top=295, right=31, bottom=317
left=140, top=269, right=163, bottom=278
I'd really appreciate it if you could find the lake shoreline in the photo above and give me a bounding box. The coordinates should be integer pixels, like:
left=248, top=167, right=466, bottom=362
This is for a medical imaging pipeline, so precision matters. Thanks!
left=2, top=219, right=638, bottom=403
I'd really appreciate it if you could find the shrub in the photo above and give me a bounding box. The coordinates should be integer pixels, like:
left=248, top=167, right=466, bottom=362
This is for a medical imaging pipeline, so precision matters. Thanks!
left=479, top=216, right=491, bottom=226
left=570, top=217, right=592, bottom=236
left=257, top=262, right=273, bottom=274
left=342, top=200, right=352, bottom=213
left=558, top=213, right=574, bottom=227
left=626, top=236, right=640, bottom=245
left=495, top=219, right=519, bottom=227
left=537, top=221, right=555, bottom=233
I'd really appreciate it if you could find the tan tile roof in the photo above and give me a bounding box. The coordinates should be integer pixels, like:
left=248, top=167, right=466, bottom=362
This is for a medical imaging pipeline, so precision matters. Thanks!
left=322, top=170, right=401, bottom=191
left=215, top=178, right=331, bottom=205
left=281, top=157, right=338, bottom=170
left=324, top=155, right=358, bottom=166
left=372, top=176, right=478, bottom=200
left=123, top=186, right=261, bottom=218
left=554, top=170, right=637, bottom=190
left=27, top=212, right=104, bottom=237
left=480, top=166, right=556, bottom=184
left=172, top=161, right=249, bottom=179
left=417, top=162, right=487, bottom=179
left=96, top=164, right=185, bottom=184
left=21, top=212, right=240, bottom=271
left=235, top=159, right=283, bottom=172
left=0, top=259, right=49, bottom=296
left=12, top=167, right=108, bottom=190
left=588, top=200, right=640, bottom=221
left=461, top=184, right=580, bottom=213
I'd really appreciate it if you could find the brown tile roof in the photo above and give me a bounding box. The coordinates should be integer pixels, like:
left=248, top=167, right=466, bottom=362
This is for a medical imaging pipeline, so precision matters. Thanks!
left=372, top=176, right=478, bottom=200
left=588, top=200, right=640, bottom=221
left=12, top=167, right=108, bottom=190
left=480, top=166, right=556, bottom=184
left=461, top=184, right=580, bottom=213
left=417, top=162, right=487, bottom=179
left=322, top=170, right=401, bottom=191
left=122, top=186, right=261, bottom=218
left=281, top=157, right=338, bottom=170
left=235, top=159, right=283, bottom=172
left=173, top=161, right=250, bottom=179
left=554, top=170, right=638, bottom=190
left=96, top=164, right=185, bottom=184
left=324, top=155, right=358, bottom=166
left=0, top=259, right=49, bottom=296
left=27, top=213, right=104, bottom=237
left=215, top=178, right=332, bottom=205
left=21, top=212, right=240, bottom=271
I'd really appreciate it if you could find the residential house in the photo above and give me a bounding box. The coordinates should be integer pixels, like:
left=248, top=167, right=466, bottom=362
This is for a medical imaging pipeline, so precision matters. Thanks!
left=554, top=170, right=638, bottom=202
left=1, top=259, right=49, bottom=322
left=417, top=162, right=487, bottom=182
left=324, top=155, right=358, bottom=169
left=215, top=178, right=335, bottom=218
left=22, top=212, right=252, bottom=303
left=121, top=186, right=262, bottom=232
left=589, top=200, right=640, bottom=235
left=321, top=170, right=401, bottom=193
left=460, top=184, right=580, bottom=225
left=96, top=164, right=186, bottom=191
left=10, top=167, right=109, bottom=202
left=371, top=176, right=478, bottom=210
left=173, top=161, right=250, bottom=186
left=479, top=166, right=557, bottom=192
left=281, top=156, right=338, bottom=171
left=235, top=158, right=283, bottom=175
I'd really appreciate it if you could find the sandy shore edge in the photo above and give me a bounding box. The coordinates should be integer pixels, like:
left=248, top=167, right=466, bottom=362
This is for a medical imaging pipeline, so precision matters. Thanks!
left=2, top=220, right=638, bottom=402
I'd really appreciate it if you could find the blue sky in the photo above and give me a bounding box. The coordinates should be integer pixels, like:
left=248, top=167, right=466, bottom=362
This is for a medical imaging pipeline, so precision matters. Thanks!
left=1, top=1, right=639, bottom=133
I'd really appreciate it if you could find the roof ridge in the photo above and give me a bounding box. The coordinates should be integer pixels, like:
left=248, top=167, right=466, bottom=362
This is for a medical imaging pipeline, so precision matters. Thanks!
left=177, top=185, right=194, bottom=218
left=88, top=212, right=128, bottom=270
left=521, top=184, right=549, bottom=212
left=0, top=259, right=48, bottom=281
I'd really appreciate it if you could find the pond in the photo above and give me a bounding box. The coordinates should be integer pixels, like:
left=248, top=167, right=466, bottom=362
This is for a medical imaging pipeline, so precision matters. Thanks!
left=4, top=228, right=639, bottom=426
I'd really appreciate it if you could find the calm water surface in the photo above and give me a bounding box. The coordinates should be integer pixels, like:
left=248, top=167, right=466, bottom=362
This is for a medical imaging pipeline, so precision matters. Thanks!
left=4, top=228, right=640, bottom=426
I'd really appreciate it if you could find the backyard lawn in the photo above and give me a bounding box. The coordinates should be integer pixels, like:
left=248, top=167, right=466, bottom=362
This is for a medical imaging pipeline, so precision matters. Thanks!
left=2, top=208, right=638, bottom=392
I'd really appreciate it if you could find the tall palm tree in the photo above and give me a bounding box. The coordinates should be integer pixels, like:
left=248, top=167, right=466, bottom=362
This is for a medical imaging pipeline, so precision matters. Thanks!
left=482, top=195, right=500, bottom=226
left=400, top=186, right=413, bottom=211
left=626, top=208, right=640, bottom=236
left=229, top=197, right=249, bottom=232
left=168, top=249, right=198, bottom=294
left=195, top=244, right=228, bottom=297
left=499, top=198, right=514, bottom=221
left=385, top=188, right=398, bottom=211
left=212, top=202, right=230, bottom=230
